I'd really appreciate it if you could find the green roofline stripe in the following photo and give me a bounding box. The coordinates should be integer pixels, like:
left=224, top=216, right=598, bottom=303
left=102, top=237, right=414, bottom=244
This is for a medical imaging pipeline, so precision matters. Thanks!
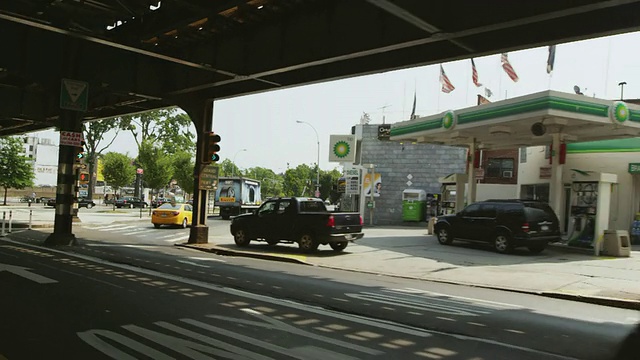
left=391, top=95, right=613, bottom=136
left=630, top=109, right=640, bottom=122
left=567, top=148, right=640, bottom=153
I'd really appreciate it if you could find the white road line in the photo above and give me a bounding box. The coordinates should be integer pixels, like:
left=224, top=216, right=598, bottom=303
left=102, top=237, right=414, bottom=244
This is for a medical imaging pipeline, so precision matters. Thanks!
left=387, top=288, right=523, bottom=309
left=158, top=233, right=180, bottom=240
left=82, top=224, right=126, bottom=231
left=164, top=235, right=190, bottom=243
left=176, top=260, right=210, bottom=268
left=188, top=257, right=226, bottom=263
left=122, top=230, right=149, bottom=236
left=108, top=226, right=138, bottom=232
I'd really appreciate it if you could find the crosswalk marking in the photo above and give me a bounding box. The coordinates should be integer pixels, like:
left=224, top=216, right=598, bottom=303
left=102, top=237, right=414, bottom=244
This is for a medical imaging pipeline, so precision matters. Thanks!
left=79, top=223, right=190, bottom=244
left=165, top=235, right=190, bottom=242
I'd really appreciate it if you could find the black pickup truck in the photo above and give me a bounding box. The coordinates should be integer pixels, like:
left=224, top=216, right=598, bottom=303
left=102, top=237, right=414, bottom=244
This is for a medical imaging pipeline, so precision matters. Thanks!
left=230, top=197, right=364, bottom=252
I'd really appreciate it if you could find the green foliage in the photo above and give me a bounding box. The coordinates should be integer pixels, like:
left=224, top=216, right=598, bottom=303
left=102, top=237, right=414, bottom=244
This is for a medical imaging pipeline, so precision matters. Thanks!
left=246, top=167, right=283, bottom=198
left=137, top=140, right=174, bottom=191
left=282, top=164, right=314, bottom=197
left=119, top=108, right=194, bottom=154
left=320, top=168, right=342, bottom=203
left=102, top=152, right=135, bottom=191
left=83, top=118, right=121, bottom=199
left=0, top=137, right=34, bottom=204
left=172, top=151, right=195, bottom=195
left=218, top=159, right=240, bottom=177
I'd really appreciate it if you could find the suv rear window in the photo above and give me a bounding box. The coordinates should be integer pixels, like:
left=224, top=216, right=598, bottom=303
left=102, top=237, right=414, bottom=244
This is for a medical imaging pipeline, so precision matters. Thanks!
left=523, top=202, right=556, bottom=222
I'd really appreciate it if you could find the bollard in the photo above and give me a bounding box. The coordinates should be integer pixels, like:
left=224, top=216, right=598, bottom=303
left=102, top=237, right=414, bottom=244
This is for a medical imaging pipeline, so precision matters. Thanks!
left=29, top=210, right=33, bottom=230
left=1, top=211, right=5, bottom=237
left=8, top=210, right=12, bottom=233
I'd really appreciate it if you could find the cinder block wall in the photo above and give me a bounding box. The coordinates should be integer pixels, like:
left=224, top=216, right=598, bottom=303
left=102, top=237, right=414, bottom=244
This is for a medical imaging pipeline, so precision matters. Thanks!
left=360, top=124, right=466, bottom=225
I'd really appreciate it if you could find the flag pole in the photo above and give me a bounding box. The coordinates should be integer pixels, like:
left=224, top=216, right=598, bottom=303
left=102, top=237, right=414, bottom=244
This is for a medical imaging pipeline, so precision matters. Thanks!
left=466, top=62, right=470, bottom=106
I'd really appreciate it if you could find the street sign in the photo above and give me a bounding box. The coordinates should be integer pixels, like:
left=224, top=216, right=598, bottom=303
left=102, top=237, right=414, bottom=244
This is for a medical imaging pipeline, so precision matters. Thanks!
left=60, top=79, right=89, bottom=112
left=59, top=131, right=84, bottom=147
left=199, top=165, right=219, bottom=190
left=629, top=163, right=640, bottom=174
left=137, top=168, right=144, bottom=175
left=315, top=190, right=321, bottom=198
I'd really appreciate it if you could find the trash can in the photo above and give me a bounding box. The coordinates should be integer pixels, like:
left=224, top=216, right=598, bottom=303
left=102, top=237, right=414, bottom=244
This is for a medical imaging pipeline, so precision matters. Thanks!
left=602, top=230, right=631, bottom=257
left=402, top=189, right=426, bottom=222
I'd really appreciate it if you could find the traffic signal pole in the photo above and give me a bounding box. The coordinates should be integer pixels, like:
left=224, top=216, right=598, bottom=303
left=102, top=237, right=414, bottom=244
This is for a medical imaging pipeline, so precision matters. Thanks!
left=180, top=99, right=215, bottom=244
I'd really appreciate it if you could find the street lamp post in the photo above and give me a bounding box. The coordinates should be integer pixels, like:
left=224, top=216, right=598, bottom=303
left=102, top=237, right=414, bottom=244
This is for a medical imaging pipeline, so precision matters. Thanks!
left=618, top=81, right=627, bottom=100
left=232, top=149, right=247, bottom=177
left=296, top=120, right=320, bottom=197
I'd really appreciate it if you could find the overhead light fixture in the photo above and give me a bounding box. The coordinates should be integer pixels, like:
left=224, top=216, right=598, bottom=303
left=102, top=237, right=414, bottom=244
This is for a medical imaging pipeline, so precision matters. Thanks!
left=257, top=5, right=264, bottom=9
left=198, top=27, right=203, bottom=31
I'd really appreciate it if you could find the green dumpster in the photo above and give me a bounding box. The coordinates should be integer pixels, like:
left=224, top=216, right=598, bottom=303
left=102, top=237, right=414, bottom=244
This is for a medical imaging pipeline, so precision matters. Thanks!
left=402, top=189, right=427, bottom=222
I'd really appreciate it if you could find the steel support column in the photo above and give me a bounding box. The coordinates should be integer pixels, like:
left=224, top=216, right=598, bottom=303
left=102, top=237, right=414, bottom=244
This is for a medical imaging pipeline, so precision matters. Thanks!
left=44, top=111, right=82, bottom=246
left=179, top=99, right=213, bottom=244
left=466, top=139, right=477, bottom=206
left=549, top=133, right=564, bottom=217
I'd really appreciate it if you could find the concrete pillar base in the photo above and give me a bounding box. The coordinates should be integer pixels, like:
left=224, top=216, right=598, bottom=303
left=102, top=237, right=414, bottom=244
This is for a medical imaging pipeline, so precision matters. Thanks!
left=44, top=232, right=77, bottom=246
left=188, top=225, right=209, bottom=244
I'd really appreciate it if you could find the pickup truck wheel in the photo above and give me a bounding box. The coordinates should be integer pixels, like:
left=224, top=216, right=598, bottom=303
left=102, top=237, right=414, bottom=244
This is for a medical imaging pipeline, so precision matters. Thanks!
left=298, top=233, right=319, bottom=253
left=234, top=229, right=251, bottom=247
left=329, top=242, right=348, bottom=252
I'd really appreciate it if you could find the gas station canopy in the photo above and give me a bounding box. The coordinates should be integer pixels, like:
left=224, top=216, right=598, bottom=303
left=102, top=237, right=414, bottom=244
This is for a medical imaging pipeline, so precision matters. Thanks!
left=390, top=91, right=640, bottom=149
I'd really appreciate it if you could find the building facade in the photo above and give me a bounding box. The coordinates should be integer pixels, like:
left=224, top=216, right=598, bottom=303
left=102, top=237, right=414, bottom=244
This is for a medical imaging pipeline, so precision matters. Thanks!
left=22, top=136, right=59, bottom=187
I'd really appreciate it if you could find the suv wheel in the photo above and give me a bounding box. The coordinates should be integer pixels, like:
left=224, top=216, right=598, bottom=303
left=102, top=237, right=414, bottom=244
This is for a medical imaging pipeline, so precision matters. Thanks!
left=436, top=227, right=453, bottom=245
left=298, top=233, right=319, bottom=253
left=233, top=229, right=250, bottom=247
left=494, top=233, right=513, bottom=254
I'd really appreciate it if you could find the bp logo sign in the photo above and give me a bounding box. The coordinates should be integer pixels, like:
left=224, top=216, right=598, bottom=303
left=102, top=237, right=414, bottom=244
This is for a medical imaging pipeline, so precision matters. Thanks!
left=329, top=135, right=356, bottom=163
left=333, top=141, right=351, bottom=158
left=609, top=101, right=629, bottom=124
left=442, top=110, right=457, bottom=130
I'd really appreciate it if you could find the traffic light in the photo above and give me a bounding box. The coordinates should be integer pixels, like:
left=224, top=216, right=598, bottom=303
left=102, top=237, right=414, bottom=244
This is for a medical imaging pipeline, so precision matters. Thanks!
left=203, top=132, right=221, bottom=164
left=79, top=172, right=89, bottom=185
left=75, top=141, right=86, bottom=164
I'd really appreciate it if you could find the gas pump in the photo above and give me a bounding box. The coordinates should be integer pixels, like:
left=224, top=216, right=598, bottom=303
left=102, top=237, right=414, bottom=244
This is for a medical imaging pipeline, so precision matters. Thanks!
left=567, top=181, right=598, bottom=248
left=426, top=193, right=441, bottom=220
left=438, top=173, right=467, bottom=214
left=564, top=169, right=617, bottom=252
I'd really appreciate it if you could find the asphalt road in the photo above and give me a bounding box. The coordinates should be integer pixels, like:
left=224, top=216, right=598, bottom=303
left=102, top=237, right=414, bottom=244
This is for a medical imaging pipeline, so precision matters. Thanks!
left=2, top=219, right=638, bottom=360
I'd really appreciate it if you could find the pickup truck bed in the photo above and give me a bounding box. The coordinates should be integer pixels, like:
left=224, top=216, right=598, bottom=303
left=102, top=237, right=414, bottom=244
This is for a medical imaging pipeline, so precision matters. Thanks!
left=230, top=197, right=364, bottom=252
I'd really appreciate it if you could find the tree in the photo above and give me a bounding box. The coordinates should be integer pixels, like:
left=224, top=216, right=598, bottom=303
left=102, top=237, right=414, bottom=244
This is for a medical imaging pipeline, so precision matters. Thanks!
left=137, top=140, right=174, bottom=194
left=83, top=118, right=121, bottom=200
left=119, top=108, right=194, bottom=154
left=0, top=137, right=35, bottom=205
left=172, top=151, right=195, bottom=196
left=218, top=159, right=240, bottom=177
left=102, top=152, right=135, bottom=209
left=246, top=167, right=284, bottom=199
left=282, top=164, right=314, bottom=197
left=320, top=168, right=342, bottom=203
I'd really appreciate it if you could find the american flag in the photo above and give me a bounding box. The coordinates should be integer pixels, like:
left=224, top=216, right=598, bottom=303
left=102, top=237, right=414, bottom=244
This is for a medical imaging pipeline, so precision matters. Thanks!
left=501, top=53, right=519, bottom=82
left=471, top=58, right=482, bottom=87
left=440, top=65, right=455, bottom=93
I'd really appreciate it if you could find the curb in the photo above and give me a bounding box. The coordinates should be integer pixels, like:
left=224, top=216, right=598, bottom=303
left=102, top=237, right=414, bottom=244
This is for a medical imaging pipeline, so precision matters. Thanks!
left=175, top=243, right=311, bottom=265
left=4, top=222, right=54, bottom=229
left=178, top=242, right=640, bottom=311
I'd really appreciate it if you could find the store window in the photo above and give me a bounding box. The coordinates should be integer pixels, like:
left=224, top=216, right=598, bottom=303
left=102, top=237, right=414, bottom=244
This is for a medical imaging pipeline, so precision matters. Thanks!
left=487, top=158, right=515, bottom=178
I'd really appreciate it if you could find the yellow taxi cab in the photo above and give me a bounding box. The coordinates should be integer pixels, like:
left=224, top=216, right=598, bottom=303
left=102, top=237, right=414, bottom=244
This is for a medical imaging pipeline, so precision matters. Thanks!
left=151, top=202, right=193, bottom=228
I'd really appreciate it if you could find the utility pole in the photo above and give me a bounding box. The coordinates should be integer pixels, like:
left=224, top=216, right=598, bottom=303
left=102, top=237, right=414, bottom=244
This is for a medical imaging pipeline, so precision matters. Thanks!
left=369, top=164, right=375, bottom=226
left=618, top=81, right=627, bottom=100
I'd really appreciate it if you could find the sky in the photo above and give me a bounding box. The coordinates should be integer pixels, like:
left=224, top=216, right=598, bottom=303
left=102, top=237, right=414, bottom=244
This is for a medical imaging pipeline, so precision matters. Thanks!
left=31, top=31, right=640, bottom=173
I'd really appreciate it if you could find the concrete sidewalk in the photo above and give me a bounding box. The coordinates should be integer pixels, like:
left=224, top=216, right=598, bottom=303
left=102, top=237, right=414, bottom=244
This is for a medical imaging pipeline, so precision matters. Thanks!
left=0, top=205, right=153, bottom=229
left=179, top=227, right=640, bottom=309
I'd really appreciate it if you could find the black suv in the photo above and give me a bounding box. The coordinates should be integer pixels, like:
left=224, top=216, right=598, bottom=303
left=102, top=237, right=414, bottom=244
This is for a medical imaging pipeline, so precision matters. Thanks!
left=434, top=199, right=561, bottom=254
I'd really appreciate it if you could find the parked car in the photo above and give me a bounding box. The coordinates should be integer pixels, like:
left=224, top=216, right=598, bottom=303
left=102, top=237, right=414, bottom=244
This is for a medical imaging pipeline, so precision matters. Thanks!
left=78, top=198, right=96, bottom=209
left=151, top=203, right=193, bottom=228
left=434, top=199, right=561, bottom=254
left=45, top=197, right=95, bottom=209
left=230, top=197, right=364, bottom=253
left=151, top=197, right=169, bottom=208
left=115, top=196, right=148, bottom=209
left=46, top=198, right=56, bottom=207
